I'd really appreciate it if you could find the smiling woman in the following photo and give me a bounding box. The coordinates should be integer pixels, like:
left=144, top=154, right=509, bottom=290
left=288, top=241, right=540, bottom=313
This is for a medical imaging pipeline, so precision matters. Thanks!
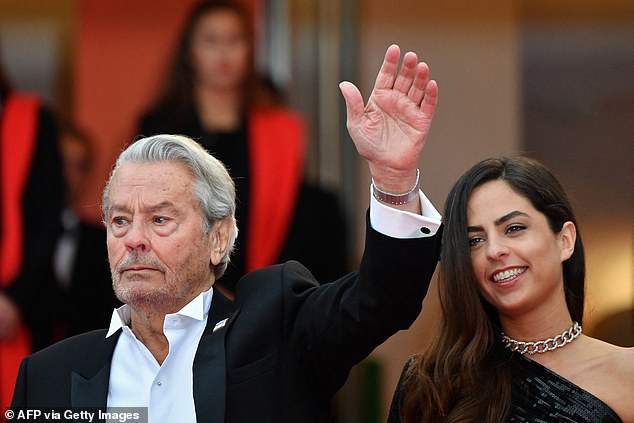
left=466, top=179, right=576, bottom=321
left=388, top=156, right=634, bottom=423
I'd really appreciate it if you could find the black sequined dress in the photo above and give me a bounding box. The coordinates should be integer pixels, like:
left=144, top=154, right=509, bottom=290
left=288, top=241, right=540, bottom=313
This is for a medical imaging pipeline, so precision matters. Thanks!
left=510, top=354, right=622, bottom=422
left=387, top=355, right=622, bottom=422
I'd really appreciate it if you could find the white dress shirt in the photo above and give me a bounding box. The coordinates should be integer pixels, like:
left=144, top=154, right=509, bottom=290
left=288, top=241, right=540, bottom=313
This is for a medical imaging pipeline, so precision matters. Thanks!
left=370, top=188, right=441, bottom=238
left=106, top=288, right=213, bottom=422
left=104, top=188, right=441, bottom=422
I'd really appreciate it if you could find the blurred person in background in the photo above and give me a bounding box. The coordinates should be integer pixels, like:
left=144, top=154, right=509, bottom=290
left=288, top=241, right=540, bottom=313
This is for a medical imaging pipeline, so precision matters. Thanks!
left=0, top=58, right=64, bottom=408
left=137, top=0, right=347, bottom=294
left=51, top=121, right=119, bottom=338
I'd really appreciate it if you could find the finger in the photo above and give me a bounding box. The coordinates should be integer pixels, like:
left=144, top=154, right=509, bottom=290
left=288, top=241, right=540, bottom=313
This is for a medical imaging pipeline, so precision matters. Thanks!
left=373, top=44, right=401, bottom=91
left=407, top=62, right=431, bottom=105
left=393, top=52, right=419, bottom=94
left=339, top=81, right=365, bottom=126
left=420, top=79, right=438, bottom=116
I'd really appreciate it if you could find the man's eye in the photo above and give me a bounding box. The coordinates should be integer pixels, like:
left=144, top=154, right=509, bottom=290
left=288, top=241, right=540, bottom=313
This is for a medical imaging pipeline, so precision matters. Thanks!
left=112, top=217, right=127, bottom=226
left=153, top=216, right=169, bottom=224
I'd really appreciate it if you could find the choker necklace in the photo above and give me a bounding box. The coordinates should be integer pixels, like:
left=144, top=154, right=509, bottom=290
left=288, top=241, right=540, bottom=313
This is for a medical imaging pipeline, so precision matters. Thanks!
left=501, top=322, right=582, bottom=355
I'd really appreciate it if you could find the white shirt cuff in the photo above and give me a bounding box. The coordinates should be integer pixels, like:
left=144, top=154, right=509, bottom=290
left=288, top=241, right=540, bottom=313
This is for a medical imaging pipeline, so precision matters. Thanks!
left=369, top=186, right=442, bottom=238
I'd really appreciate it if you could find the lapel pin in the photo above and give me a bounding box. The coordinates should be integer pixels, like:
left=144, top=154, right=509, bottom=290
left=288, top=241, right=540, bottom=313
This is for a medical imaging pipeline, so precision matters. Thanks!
left=213, top=318, right=229, bottom=333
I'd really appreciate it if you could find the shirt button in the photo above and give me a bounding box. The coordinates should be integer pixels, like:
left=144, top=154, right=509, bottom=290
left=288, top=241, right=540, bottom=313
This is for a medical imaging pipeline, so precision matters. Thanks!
left=420, top=227, right=431, bottom=234
left=157, top=381, right=162, bottom=386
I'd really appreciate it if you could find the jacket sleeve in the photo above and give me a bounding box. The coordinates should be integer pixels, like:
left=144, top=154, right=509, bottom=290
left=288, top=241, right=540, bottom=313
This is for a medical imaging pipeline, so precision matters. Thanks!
left=283, top=213, right=441, bottom=392
left=9, top=357, right=28, bottom=408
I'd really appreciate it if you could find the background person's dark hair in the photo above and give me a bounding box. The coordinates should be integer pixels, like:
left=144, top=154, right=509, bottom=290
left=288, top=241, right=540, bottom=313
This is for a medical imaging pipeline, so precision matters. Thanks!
left=401, top=156, right=586, bottom=422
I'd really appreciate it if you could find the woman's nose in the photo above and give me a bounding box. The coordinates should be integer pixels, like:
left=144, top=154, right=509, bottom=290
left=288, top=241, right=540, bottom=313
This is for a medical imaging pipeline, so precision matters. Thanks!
left=486, top=236, right=509, bottom=260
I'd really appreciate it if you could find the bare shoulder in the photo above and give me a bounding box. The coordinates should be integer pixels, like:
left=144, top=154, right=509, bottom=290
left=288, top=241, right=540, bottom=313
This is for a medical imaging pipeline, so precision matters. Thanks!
left=604, top=345, right=634, bottom=378
left=584, top=337, right=633, bottom=375
left=542, top=337, right=633, bottom=421
left=589, top=340, right=634, bottom=422
left=609, top=349, right=634, bottom=423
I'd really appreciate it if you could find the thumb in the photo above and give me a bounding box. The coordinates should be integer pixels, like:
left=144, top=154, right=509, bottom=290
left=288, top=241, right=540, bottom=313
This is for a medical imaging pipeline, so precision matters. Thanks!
left=339, top=81, right=364, bottom=126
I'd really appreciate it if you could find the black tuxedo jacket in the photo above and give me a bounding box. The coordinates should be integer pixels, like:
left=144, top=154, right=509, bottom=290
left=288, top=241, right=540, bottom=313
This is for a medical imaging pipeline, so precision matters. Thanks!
left=11, top=220, right=441, bottom=422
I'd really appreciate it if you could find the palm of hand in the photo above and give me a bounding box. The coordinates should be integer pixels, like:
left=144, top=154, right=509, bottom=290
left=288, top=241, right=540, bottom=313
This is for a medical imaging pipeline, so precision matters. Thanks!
left=351, top=87, right=434, bottom=172
left=340, top=45, right=438, bottom=179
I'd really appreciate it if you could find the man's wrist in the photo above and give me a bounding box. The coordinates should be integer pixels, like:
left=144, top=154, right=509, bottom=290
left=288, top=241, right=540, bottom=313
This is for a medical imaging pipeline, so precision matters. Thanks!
left=371, top=169, right=420, bottom=205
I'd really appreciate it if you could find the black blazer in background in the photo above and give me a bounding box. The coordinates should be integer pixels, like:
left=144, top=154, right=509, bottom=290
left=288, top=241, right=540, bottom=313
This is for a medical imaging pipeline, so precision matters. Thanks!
left=11, top=219, right=441, bottom=422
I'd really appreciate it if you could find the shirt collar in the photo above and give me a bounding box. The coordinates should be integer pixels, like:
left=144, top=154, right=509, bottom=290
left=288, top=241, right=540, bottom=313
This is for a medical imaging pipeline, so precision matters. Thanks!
left=106, top=287, right=214, bottom=338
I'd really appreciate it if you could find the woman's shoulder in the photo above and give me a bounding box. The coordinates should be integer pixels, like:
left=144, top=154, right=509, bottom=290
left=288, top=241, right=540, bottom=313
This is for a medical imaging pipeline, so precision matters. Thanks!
left=574, top=336, right=632, bottom=379
left=585, top=337, right=633, bottom=367
left=605, top=347, right=634, bottom=423
left=602, top=344, right=634, bottom=383
left=582, top=338, right=634, bottom=422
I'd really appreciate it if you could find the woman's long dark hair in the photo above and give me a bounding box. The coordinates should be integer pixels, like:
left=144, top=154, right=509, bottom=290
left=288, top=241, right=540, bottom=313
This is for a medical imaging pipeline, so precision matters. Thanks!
left=400, top=156, right=586, bottom=422
left=144, top=0, right=277, bottom=129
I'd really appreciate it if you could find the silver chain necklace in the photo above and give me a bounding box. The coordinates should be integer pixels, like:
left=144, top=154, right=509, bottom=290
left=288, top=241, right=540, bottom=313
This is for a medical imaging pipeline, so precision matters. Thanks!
left=501, top=322, right=582, bottom=355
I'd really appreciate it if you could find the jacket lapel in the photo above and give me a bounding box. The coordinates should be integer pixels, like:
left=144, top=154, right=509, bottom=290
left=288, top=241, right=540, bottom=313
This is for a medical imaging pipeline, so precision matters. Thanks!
left=193, top=288, right=239, bottom=423
left=71, top=331, right=121, bottom=408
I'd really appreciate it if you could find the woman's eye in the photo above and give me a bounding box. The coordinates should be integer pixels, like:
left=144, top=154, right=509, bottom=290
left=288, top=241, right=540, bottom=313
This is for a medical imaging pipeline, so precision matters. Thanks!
left=506, top=224, right=526, bottom=234
left=469, top=237, right=484, bottom=247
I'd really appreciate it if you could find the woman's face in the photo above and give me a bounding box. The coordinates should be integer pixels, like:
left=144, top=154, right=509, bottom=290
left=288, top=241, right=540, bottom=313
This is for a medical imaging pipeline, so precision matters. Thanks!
left=466, top=180, right=575, bottom=320
left=189, top=9, right=250, bottom=91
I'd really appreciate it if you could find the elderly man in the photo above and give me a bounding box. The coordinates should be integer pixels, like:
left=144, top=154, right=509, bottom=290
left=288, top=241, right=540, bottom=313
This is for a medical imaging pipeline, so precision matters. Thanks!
left=11, top=45, right=441, bottom=422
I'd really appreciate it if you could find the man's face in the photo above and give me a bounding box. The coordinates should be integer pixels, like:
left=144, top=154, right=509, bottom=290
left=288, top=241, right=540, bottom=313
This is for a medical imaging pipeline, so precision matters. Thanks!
left=105, top=162, right=217, bottom=314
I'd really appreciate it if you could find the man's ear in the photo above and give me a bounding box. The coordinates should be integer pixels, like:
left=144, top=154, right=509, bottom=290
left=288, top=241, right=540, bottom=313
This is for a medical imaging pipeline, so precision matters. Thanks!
left=209, top=218, right=233, bottom=266
left=559, top=221, right=576, bottom=262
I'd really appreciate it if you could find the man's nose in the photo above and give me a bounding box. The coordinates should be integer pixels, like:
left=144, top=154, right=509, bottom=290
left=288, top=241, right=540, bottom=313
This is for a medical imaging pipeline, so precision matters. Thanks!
left=124, top=221, right=150, bottom=252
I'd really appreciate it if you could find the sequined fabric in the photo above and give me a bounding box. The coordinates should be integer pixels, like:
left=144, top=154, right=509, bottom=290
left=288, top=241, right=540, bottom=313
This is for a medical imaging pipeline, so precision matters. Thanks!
left=510, top=354, right=622, bottom=422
